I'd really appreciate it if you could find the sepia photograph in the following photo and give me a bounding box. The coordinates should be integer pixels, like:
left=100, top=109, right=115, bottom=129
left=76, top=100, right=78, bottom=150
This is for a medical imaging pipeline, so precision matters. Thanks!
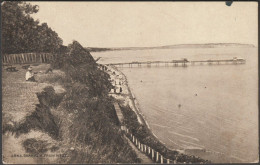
left=1, top=1, right=258, bottom=164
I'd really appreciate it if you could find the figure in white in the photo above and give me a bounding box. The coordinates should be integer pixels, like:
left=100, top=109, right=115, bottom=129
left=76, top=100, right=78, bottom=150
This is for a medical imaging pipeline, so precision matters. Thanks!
left=26, top=67, right=36, bottom=82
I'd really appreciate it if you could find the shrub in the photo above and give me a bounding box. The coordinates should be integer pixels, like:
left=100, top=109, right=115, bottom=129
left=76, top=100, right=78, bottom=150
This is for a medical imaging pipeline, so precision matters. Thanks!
left=23, top=138, right=49, bottom=154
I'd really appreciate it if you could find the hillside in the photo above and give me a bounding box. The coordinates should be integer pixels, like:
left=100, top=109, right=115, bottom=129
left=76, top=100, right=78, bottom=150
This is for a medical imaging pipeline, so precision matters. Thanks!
left=2, top=41, right=140, bottom=164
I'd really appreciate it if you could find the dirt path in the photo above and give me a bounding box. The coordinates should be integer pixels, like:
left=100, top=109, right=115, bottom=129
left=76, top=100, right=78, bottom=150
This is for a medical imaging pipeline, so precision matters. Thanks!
left=124, top=135, right=153, bottom=164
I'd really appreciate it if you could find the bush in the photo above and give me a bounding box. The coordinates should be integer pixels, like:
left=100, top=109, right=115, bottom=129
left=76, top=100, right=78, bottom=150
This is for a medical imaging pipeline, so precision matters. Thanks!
left=49, top=41, right=139, bottom=163
left=23, top=138, right=49, bottom=154
left=36, top=86, right=65, bottom=108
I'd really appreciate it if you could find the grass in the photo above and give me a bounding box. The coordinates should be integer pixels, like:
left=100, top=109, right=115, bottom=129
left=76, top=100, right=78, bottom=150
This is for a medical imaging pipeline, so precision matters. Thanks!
left=2, top=63, right=64, bottom=164
left=2, top=41, right=141, bottom=164
left=3, top=67, right=64, bottom=140
left=48, top=41, right=141, bottom=163
left=37, top=70, right=67, bottom=84
left=2, top=64, right=52, bottom=123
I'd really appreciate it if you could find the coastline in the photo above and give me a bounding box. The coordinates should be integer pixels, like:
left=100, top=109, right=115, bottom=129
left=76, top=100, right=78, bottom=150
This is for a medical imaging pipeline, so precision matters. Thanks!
left=109, top=65, right=150, bottom=128
left=104, top=65, right=209, bottom=163
left=112, top=66, right=171, bottom=146
left=103, top=64, right=247, bottom=164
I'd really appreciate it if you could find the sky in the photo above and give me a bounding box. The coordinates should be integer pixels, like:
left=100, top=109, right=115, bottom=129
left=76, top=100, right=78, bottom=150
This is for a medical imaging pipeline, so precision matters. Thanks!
left=30, top=2, right=258, bottom=47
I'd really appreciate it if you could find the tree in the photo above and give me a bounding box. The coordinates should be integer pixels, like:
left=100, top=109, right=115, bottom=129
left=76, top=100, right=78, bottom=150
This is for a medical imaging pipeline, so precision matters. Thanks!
left=1, top=1, right=63, bottom=54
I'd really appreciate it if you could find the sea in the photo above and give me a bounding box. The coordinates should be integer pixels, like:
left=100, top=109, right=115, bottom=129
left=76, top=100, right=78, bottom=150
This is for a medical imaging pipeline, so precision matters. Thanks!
left=92, top=47, right=258, bottom=163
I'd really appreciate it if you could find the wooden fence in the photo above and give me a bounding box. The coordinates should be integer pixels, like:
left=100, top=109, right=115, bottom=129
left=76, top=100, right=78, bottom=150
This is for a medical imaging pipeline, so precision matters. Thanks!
left=2, top=53, right=54, bottom=64
left=114, top=102, right=178, bottom=164
left=122, top=127, right=178, bottom=164
left=114, top=102, right=205, bottom=164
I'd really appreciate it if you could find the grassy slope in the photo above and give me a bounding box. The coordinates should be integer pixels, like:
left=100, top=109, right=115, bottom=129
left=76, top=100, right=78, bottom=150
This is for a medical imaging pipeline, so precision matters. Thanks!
left=2, top=64, right=63, bottom=164
left=2, top=41, right=141, bottom=164
left=50, top=41, right=140, bottom=163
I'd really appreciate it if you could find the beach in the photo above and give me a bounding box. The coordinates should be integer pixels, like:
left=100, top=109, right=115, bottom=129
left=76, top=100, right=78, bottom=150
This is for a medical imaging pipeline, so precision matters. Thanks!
left=103, top=64, right=209, bottom=163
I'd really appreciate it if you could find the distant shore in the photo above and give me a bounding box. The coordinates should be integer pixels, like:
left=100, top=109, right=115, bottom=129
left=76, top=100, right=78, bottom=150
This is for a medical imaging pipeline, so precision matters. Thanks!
left=87, top=43, right=255, bottom=52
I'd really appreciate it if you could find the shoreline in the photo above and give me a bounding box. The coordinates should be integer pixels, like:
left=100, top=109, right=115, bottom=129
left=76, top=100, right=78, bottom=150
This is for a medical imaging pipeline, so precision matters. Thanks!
left=109, top=65, right=150, bottom=128
left=103, top=64, right=247, bottom=164
left=111, top=66, right=172, bottom=147
left=104, top=65, right=206, bottom=163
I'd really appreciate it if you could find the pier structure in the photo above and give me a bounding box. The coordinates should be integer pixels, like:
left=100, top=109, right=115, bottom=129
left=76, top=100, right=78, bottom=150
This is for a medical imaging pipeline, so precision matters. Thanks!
left=106, top=57, right=246, bottom=68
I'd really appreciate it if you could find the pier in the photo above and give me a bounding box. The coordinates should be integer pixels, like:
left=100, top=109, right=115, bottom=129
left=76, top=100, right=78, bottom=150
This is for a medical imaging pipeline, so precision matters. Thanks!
left=106, top=57, right=246, bottom=68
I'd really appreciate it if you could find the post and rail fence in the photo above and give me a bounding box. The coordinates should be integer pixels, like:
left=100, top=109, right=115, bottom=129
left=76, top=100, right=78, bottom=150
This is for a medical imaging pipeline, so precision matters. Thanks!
left=113, top=102, right=199, bottom=164
left=122, top=126, right=178, bottom=164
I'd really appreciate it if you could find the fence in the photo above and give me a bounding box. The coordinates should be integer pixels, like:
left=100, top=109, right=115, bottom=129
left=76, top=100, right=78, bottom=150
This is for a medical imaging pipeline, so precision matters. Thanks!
left=114, top=102, right=178, bottom=163
left=2, top=53, right=54, bottom=64
left=121, top=127, right=178, bottom=164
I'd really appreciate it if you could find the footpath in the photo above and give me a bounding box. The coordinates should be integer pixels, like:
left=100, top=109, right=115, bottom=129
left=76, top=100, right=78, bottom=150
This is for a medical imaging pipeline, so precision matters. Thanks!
left=124, top=135, right=153, bottom=163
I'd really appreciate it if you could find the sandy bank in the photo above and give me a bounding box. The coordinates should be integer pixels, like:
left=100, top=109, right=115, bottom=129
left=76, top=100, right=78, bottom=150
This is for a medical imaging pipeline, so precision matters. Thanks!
left=105, top=65, right=151, bottom=128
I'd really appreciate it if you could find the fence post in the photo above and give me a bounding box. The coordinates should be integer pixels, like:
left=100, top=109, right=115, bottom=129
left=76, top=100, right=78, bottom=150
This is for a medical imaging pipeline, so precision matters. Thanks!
left=33, top=53, right=36, bottom=62
left=9, top=55, right=12, bottom=64
left=156, top=152, right=159, bottom=162
left=14, top=55, right=16, bottom=63
left=21, top=54, right=24, bottom=63
left=9, top=55, right=12, bottom=63
left=8, top=55, right=11, bottom=63
left=11, top=55, right=14, bottom=64
left=144, top=145, right=147, bottom=153
left=42, top=53, right=45, bottom=63
left=18, top=54, right=20, bottom=63
left=135, top=138, right=138, bottom=146
left=44, top=53, right=46, bottom=63
left=132, top=136, right=135, bottom=142
left=28, top=53, right=31, bottom=62
left=25, top=53, right=27, bottom=63
left=41, top=53, right=44, bottom=63
left=141, top=144, right=143, bottom=152
left=167, top=159, right=170, bottom=164
left=27, top=53, right=29, bottom=62
left=18, top=54, right=22, bottom=64
left=138, top=142, right=140, bottom=150
left=17, top=54, right=20, bottom=63
left=148, top=147, right=151, bottom=154
left=161, top=155, right=163, bottom=164
left=10, top=55, right=13, bottom=63
left=40, top=54, right=42, bottom=63
left=152, top=149, right=154, bottom=160
left=45, top=53, right=47, bottom=62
